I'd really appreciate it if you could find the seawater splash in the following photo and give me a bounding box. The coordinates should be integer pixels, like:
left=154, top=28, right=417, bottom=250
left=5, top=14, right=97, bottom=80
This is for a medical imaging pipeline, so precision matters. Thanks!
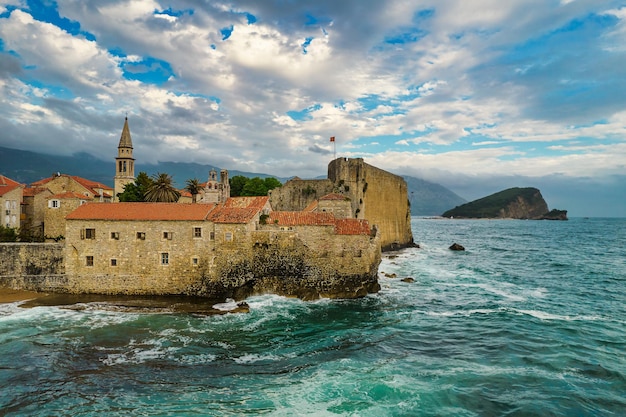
left=1, top=218, right=625, bottom=416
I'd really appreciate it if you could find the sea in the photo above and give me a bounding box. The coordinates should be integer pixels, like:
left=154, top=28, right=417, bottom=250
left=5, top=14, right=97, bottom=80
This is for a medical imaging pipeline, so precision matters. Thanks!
left=1, top=217, right=625, bottom=416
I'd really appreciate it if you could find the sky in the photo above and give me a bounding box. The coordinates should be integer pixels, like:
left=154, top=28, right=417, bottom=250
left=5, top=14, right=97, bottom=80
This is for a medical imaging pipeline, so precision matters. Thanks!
left=0, top=0, right=625, bottom=216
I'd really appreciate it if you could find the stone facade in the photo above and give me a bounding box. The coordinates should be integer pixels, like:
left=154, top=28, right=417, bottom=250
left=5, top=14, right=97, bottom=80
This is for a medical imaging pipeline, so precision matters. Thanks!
left=199, top=168, right=230, bottom=204
left=0, top=175, right=24, bottom=230
left=269, top=178, right=334, bottom=211
left=0, top=198, right=383, bottom=301
left=44, top=192, right=91, bottom=240
left=0, top=243, right=66, bottom=292
left=22, top=187, right=53, bottom=239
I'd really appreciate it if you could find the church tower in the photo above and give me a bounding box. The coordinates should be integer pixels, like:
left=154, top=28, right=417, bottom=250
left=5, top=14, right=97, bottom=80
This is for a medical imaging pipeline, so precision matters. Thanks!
left=114, top=117, right=135, bottom=201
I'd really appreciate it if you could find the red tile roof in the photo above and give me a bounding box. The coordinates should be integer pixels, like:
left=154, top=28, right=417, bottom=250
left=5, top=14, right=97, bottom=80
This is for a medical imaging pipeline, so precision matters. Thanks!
left=334, top=218, right=371, bottom=235
left=268, top=212, right=371, bottom=235
left=0, top=175, right=23, bottom=197
left=223, top=196, right=270, bottom=210
left=31, top=174, right=113, bottom=197
left=66, top=202, right=217, bottom=221
left=268, top=211, right=336, bottom=226
left=302, top=200, right=318, bottom=212
left=23, top=187, right=50, bottom=197
left=208, top=207, right=260, bottom=224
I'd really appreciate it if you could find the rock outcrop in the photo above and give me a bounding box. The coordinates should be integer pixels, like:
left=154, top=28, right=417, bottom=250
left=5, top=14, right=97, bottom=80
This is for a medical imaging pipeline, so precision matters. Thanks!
left=442, top=187, right=567, bottom=220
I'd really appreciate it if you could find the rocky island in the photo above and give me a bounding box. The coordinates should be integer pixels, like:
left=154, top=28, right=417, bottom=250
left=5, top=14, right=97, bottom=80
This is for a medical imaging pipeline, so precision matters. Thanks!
left=442, top=187, right=567, bottom=220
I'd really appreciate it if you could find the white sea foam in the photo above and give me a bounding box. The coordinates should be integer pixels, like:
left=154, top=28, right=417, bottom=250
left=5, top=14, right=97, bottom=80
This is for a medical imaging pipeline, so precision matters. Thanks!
left=232, top=353, right=284, bottom=364
left=99, top=337, right=180, bottom=366
left=516, top=309, right=603, bottom=322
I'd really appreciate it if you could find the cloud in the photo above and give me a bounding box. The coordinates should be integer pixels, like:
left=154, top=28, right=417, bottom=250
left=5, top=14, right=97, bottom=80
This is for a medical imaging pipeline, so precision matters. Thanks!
left=0, top=0, right=624, bottom=205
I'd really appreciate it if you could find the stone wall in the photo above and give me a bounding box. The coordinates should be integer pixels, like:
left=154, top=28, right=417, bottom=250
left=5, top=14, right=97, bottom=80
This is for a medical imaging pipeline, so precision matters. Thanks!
left=64, top=219, right=216, bottom=295
left=269, top=178, right=334, bottom=211
left=2, top=217, right=382, bottom=301
left=45, top=198, right=83, bottom=240
left=328, top=158, right=413, bottom=251
left=0, top=243, right=67, bottom=291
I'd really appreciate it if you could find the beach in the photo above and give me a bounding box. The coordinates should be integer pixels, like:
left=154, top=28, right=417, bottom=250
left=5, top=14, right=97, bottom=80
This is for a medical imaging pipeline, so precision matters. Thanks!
left=0, top=287, right=45, bottom=304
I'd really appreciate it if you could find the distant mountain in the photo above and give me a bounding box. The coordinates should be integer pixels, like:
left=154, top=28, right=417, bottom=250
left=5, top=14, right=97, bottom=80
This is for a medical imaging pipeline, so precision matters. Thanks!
left=0, top=146, right=285, bottom=188
left=402, top=175, right=466, bottom=216
left=442, top=187, right=567, bottom=220
left=1, top=146, right=465, bottom=215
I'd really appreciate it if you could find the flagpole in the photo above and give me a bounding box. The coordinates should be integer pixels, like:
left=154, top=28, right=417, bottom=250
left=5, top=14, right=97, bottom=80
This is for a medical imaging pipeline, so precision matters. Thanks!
left=330, top=136, right=336, bottom=160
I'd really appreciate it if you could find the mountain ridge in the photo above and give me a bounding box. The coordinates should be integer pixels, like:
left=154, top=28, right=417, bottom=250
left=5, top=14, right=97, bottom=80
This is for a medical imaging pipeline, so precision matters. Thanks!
left=0, top=145, right=464, bottom=216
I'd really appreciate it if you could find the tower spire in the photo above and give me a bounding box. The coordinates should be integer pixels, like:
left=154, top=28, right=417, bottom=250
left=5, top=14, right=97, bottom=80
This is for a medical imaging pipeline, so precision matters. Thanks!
left=118, top=116, right=133, bottom=149
left=114, top=117, right=136, bottom=201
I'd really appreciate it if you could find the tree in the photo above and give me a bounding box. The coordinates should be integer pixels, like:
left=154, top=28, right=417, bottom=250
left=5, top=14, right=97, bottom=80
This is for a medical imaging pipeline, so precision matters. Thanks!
left=144, top=172, right=181, bottom=202
left=185, top=178, right=202, bottom=203
left=230, top=176, right=282, bottom=197
left=0, top=225, right=18, bottom=242
left=264, top=177, right=282, bottom=192
left=242, top=177, right=267, bottom=196
left=229, top=175, right=248, bottom=197
left=118, top=172, right=153, bottom=202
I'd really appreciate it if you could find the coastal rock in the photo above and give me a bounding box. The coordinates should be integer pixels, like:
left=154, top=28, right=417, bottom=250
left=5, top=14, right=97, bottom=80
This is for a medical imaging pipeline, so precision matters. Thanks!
left=401, top=277, right=415, bottom=283
left=442, top=187, right=567, bottom=220
left=449, top=243, right=465, bottom=251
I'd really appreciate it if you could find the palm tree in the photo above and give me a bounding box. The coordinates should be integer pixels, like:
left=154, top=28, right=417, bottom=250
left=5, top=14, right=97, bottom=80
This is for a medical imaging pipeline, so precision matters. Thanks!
left=144, top=172, right=181, bottom=202
left=185, top=178, right=202, bottom=203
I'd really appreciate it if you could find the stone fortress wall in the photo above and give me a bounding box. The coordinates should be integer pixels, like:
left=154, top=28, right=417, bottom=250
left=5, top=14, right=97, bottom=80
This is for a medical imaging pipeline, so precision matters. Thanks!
left=328, top=158, right=413, bottom=251
left=271, top=158, right=414, bottom=251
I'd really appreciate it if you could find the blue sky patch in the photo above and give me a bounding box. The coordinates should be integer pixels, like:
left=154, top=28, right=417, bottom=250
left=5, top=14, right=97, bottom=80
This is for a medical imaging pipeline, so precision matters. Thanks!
left=121, top=57, right=175, bottom=85
left=22, top=0, right=95, bottom=41
left=302, top=37, right=313, bottom=54
left=221, top=25, right=234, bottom=40
left=287, top=104, right=322, bottom=121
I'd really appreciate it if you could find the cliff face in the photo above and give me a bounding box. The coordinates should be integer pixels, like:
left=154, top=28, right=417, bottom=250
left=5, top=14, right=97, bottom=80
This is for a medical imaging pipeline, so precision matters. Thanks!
left=498, top=191, right=549, bottom=219
left=443, top=187, right=566, bottom=220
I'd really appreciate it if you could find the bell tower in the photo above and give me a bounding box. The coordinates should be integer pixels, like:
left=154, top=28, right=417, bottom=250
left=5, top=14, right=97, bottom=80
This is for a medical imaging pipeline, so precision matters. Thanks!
left=114, top=117, right=135, bottom=201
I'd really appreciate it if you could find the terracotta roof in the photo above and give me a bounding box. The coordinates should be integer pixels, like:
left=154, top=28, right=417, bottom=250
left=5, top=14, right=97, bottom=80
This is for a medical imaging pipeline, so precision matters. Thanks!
left=208, top=207, right=259, bottom=224
left=320, top=193, right=349, bottom=201
left=23, top=187, right=50, bottom=197
left=334, top=218, right=371, bottom=235
left=302, top=200, right=318, bottom=212
left=268, top=211, right=336, bottom=226
left=49, top=191, right=94, bottom=200
left=0, top=175, right=23, bottom=196
left=31, top=174, right=113, bottom=197
left=66, top=202, right=217, bottom=221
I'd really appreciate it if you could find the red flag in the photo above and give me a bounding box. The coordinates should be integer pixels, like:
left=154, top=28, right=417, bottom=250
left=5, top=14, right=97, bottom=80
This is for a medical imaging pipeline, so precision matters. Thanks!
left=330, top=136, right=335, bottom=142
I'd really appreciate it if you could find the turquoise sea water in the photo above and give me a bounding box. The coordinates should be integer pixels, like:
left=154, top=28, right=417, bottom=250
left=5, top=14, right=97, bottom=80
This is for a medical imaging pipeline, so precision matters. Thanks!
left=1, top=217, right=625, bottom=416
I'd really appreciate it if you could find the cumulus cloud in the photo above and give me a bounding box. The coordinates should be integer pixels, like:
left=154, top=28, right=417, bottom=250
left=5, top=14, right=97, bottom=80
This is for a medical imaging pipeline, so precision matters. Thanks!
left=0, top=0, right=624, bottom=190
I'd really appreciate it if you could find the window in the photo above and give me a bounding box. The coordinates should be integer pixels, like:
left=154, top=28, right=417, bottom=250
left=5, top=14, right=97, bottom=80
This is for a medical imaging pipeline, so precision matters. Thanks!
left=161, top=252, right=169, bottom=265
left=111, top=259, right=117, bottom=266
left=209, top=231, right=215, bottom=240
left=163, top=231, right=173, bottom=240
left=48, top=200, right=60, bottom=209
left=224, top=232, right=233, bottom=242
left=86, top=256, right=94, bottom=266
left=192, top=257, right=198, bottom=266
left=84, top=228, right=96, bottom=239
left=137, top=232, right=146, bottom=240
left=11, top=200, right=16, bottom=210
left=111, top=232, right=119, bottom=240
left=193, top=227, right=202, bottom=238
